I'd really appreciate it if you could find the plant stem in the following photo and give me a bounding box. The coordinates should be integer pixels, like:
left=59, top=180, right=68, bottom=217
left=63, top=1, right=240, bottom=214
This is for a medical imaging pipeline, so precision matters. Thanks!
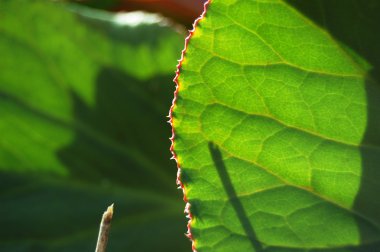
left=95, top=204, right=114, bottom=252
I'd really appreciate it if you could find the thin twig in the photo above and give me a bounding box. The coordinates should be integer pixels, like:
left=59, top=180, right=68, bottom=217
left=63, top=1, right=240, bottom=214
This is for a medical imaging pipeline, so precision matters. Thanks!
left=95, top=204, right=114, bottom=252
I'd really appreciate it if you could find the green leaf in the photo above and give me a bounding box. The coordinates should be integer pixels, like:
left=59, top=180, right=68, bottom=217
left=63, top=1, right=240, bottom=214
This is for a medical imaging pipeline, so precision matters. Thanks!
left=0, top=0, right=188, bottom=251
left=172, top=0, right=380, bottom=251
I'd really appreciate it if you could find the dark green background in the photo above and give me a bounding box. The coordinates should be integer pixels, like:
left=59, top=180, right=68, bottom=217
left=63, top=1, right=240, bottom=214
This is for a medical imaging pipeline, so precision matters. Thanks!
left=0, top=0, right=189, bottom=251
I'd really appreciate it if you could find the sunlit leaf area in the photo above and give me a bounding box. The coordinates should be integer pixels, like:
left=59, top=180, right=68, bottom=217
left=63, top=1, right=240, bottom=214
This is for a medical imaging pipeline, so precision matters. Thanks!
left=1, top=0, right=380, bottom=252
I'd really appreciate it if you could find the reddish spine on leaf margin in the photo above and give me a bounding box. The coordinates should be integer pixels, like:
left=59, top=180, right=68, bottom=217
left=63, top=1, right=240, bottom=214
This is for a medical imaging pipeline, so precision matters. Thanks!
left=169, top=1, right=211, bottom=251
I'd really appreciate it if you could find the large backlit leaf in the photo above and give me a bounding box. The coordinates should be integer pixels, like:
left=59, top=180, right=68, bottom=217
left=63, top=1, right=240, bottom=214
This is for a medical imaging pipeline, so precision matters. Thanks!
left=172, top=0, right=380, bottom=251
left=0, top=0, right=187, bottom=251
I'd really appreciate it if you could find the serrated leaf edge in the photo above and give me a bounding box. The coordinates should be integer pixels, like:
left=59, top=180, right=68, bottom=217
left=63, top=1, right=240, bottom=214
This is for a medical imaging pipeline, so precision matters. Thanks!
left=169, top=1, right=211, bottom=251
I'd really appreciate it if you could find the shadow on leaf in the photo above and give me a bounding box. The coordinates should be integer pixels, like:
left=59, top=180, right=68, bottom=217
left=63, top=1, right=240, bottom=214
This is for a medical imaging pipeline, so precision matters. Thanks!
left=56, top=67, right=188, bottom=251
left=287, top=1, right=380, bottom=250
left=58, top=67, right=176, bottom=193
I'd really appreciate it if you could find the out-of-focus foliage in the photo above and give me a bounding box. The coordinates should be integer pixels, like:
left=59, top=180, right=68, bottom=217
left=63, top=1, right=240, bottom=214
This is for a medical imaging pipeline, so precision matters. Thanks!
left=74, top=0, right=206, bottom=27
left=0, top=0, right=188, bottom=251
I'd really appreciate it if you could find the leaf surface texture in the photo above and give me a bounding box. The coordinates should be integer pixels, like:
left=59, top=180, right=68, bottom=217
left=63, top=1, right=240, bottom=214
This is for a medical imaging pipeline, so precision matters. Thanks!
left=172, top=0, right=380, bottom=251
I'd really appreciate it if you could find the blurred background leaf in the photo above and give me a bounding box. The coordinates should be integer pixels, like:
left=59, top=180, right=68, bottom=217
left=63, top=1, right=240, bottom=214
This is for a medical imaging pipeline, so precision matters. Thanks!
left=0, top=0, right=195, bottom=251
